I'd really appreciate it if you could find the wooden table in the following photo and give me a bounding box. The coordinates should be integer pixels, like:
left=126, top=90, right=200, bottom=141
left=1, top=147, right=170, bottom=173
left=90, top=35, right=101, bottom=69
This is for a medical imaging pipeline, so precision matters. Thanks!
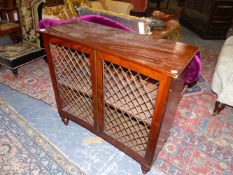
left=150, top=19, right=180, bottom=40
left=0, top=21, right=21, bottom=42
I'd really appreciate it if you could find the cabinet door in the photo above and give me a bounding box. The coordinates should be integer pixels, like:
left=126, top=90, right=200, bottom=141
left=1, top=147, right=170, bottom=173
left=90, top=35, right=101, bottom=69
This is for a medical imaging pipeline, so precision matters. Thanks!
left=44, top=37, right=97, bottom=132
left=96, top=51, right=172, bottom=169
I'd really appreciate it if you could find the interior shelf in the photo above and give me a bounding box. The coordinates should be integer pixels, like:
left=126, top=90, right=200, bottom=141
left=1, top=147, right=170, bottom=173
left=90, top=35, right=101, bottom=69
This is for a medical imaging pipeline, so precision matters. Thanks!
left=104, top=102, right=152, bottom=127
left=57, top=80, right=92, bottom=97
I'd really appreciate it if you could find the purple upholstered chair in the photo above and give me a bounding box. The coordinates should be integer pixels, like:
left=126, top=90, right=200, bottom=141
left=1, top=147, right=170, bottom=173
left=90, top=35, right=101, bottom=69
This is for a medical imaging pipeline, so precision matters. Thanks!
left=39, top=15, right=134, bottom=32
left=182, top=51, right=201, bottom=84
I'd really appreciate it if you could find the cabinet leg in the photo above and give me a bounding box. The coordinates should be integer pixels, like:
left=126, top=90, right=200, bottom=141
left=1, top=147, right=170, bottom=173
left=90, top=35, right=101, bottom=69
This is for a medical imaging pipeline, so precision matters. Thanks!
left=61, top=117, right=69, bottom=125
left=141, top=165, right=150, bottom=174
left=213, top=101, right=226, bottom=115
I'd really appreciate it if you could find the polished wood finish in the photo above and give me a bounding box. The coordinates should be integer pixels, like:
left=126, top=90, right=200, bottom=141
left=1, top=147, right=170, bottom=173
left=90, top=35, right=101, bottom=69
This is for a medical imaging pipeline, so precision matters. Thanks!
left=40, top=20, right=198, bottom=173
left=41, top=21, right=196, bottom=77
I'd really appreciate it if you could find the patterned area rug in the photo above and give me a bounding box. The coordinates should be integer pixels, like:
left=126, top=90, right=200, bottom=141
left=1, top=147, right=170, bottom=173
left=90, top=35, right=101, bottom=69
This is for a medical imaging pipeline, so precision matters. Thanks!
left=154, top=48, right=233, bottom=174
left=155, top=92, right=233, bottom=174
left=0, top=59, right=56, bottom=107
left=0, top=97, right=85, bottom=174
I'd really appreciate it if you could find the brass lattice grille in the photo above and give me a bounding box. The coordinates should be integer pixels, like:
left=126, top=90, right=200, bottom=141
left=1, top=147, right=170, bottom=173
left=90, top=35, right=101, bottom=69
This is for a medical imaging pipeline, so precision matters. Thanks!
left=49, top=44, right=93, bottom=125
left=103, top=61, right=159, bottom=156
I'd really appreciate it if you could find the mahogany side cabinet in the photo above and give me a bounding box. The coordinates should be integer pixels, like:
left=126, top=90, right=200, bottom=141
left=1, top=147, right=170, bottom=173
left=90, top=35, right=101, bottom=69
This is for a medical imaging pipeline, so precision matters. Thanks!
left=40, top=21, right=198, bottom=173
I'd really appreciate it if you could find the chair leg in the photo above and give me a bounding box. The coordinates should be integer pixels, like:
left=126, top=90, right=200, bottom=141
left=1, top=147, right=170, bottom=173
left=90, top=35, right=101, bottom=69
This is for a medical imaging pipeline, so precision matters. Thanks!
left=213, top=101, right=226, bottom=115
left=11, top=69, right=18, bottom=77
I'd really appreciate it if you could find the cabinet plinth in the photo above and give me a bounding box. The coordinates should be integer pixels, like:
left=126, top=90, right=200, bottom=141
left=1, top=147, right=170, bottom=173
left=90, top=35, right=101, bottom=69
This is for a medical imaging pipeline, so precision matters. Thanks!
left=40, top=20, right=198, bottom=173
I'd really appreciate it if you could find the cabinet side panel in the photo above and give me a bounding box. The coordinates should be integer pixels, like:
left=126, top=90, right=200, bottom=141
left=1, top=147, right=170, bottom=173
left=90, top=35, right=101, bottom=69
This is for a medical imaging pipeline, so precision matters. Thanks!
left=154, top=78, right=184, bottom=158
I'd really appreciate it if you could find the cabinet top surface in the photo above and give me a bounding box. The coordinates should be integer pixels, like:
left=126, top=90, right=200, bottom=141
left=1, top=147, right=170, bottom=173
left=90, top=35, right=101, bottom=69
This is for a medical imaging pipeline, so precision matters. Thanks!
left=40, top=20, right=199, bottom=78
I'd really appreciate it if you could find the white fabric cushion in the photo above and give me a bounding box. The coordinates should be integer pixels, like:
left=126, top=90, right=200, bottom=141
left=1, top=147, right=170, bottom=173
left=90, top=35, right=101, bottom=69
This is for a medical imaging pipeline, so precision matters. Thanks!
left=211, top=36, right=233, bottom=106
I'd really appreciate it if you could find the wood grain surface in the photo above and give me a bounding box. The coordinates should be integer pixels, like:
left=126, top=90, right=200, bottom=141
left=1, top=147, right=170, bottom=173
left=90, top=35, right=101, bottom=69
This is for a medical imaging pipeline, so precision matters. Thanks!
left=39, top=20, right=198, bottom=78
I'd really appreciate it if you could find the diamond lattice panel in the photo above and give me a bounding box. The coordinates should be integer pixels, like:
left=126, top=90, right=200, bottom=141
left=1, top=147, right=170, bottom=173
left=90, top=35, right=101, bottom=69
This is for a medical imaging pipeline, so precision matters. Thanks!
left=50, top=44, right=94, bottom=125
left=103, top=61, right=159, bottom=156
